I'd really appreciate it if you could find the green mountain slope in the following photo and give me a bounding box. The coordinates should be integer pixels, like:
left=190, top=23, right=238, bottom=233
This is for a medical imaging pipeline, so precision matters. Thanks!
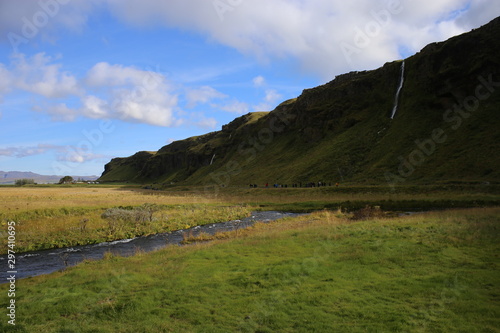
left=99, top=17, right=500, bottom=186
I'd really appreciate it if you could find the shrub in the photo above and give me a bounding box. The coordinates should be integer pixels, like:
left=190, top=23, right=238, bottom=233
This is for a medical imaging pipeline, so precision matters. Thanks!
left=101, top=204, right=160, bottom=233
left=15, top=178, right=35, bottom=186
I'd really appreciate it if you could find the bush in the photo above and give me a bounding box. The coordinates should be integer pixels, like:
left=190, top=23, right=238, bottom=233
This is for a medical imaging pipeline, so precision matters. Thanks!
left=15, top=178, right=35, bottom=186
left=101, top=204, right=160, bottom=227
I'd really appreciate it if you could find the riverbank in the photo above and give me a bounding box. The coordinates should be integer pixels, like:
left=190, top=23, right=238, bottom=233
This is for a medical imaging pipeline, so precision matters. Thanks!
left=1, top=207, right=498, bottom=332
left=0, top=211, right=303, bottom=281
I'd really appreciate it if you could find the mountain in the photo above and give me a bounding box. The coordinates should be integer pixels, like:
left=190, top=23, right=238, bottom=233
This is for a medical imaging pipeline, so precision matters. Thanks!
left=0, top=171, right=98, bottom=185
left=99, top=17, right=500, bottom=187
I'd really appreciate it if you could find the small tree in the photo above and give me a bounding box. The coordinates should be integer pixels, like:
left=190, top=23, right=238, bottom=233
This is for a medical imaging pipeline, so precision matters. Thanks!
left=59, top=176, right=74, bottom=184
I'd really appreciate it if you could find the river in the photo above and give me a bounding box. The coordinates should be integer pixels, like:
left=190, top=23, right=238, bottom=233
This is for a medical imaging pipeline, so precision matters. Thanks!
left=0, top=211, right=303, bottom=281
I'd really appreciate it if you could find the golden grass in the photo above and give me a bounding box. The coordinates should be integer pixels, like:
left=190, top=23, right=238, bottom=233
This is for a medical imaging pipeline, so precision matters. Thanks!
left=0, top=185, right=497, bottom=253
left=0, top=186, right=213, bottom=212
left=0, top=186, right=249, bottom=253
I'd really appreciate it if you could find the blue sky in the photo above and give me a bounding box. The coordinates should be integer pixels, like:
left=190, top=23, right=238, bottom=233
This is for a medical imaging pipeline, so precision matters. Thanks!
left=0, top=0, right=499, bottom=176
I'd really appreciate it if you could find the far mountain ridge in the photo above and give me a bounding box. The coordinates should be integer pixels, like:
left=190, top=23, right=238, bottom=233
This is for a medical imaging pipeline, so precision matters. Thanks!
left=0, top=171, right=98, bottom=185
left=99, top=17, right=500, bottom=187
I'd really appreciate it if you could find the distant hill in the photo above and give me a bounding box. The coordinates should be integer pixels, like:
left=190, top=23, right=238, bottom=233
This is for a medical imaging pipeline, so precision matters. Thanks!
left=99, top=17, right=500, bottom=187
left=0, top=171, right=98, bottom=185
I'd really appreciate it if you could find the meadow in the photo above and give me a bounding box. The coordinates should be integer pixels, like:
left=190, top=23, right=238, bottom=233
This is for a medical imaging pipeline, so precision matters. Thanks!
left=0, top=186, right=250, bottom=253
left=0, top=206, right=498, bottom=332
left=0, top=184, right=498, bottom=253
left=0, top=184, right=498, bottom=332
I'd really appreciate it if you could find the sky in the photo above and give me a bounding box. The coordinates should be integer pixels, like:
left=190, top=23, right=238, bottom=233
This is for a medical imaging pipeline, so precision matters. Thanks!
left=0, top=0, right=499, bottom=176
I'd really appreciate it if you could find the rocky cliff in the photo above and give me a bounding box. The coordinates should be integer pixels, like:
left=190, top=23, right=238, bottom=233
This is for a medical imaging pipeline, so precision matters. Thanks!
left=99, top=17, right=500, bottom=186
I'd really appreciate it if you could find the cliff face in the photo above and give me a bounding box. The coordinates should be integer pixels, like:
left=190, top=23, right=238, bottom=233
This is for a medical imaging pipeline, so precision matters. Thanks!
left=99, top=17, right=500, bottom=186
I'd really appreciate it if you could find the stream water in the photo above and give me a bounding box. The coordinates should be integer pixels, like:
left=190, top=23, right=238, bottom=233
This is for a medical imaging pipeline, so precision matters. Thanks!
left=1, top=211, right=303, bottom=281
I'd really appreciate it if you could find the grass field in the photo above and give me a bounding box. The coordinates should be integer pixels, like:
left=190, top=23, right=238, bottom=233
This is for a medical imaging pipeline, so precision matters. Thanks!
left=0, top=184, right=498, bottom=253
left=0, top=184, right=498, bottom=332
left=0, top=206, right=498, bottom=332
left=0, top=186, right=250, bottom=253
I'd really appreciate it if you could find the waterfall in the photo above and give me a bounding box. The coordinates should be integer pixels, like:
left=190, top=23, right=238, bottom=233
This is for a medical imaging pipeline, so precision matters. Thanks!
left=210, top=154, right=216, bottom=165
left=390, top=61, right=405, bottom=119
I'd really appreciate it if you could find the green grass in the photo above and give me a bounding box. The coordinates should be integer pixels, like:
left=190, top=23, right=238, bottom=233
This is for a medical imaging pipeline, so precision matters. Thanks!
left=2, top=207, right=498, bottom=332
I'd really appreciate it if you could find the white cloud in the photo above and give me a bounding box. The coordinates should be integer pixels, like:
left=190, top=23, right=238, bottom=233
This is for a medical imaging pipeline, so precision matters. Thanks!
left=455, top=0, right=500, bottom=29
left=81, top=95, right=108, bottom=119
left=101, top=0, right=500, bottom=79
left=0, top=64, right=12, bottom=96
left=253, top=75, right=266, bottom=87
left=185, top=86, right=226, bottom=108
left=83, top=62, right=180, bottom=126
left=253, top=89, right=283, bottom=112
left=194, top=116, right=217, bottom=129
left=0, top=143, right=63, bottom=158
left=0, top=0, right=96, bottom=50
left=264, top=89, right=282, bottom=103
left=56, top=149, right=107, bottom=163
left=1, top=1, right=497, bottom=80
left=1, top=0, right=498, bottom=128
left=11, top=53, right=82, bottom=98
left=219, top=100, right=250, bottom=114
left=86, top=62, right=164, bottom=88
left=40, top=103, right=78, bottom=122
left=0, top=55, right=181, bottom=127
left=0, top=142, right=107, bottom=164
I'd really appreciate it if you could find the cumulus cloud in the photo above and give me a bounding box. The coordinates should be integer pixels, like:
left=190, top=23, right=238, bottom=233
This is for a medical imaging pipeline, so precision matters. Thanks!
left=191, top=115, right=218, bottom=129
left=455, top=0, right=500, bottom=29
left=0, top=64, right=12, bottom=96
left=85, top=62, right=165, bottom=88
left=56, top=149, right=107, bottom=163
left=39, top=103, right=78, bottom=122
left=100, top=0, right=500, bottom=79
left=1, top=54, right=184, bottom=127
left=83, top=62, right=180, bottom=126
left=253, top=75, right=266, bottom=87
left=185, top=86, right=227, bottom=108
left=2, top=0, right=499, bottom=79
left=10, top=53, right=82, bottom=98
left=253, top=89, right=283, bottom=112
left=0, top=143, right=63, bottom=158
left=0, top=0, right=96, bottom=51
left=0, top=142, right=108, bottom=163
left=218, top=100, right=250, bottom=114
left=1, top=0, right=498, bottom=127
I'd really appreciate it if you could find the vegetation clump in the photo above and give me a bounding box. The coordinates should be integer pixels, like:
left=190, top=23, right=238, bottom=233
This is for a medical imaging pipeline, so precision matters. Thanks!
left=58, top=176, right=74, bottom=184
left=15, top=178, right=35, bottom=186
left=101, top=204, right=160, bottom=235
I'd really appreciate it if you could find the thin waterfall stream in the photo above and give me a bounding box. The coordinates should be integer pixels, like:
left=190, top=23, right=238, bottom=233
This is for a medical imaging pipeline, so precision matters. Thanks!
left=390, top=61, right=405, bottom=119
